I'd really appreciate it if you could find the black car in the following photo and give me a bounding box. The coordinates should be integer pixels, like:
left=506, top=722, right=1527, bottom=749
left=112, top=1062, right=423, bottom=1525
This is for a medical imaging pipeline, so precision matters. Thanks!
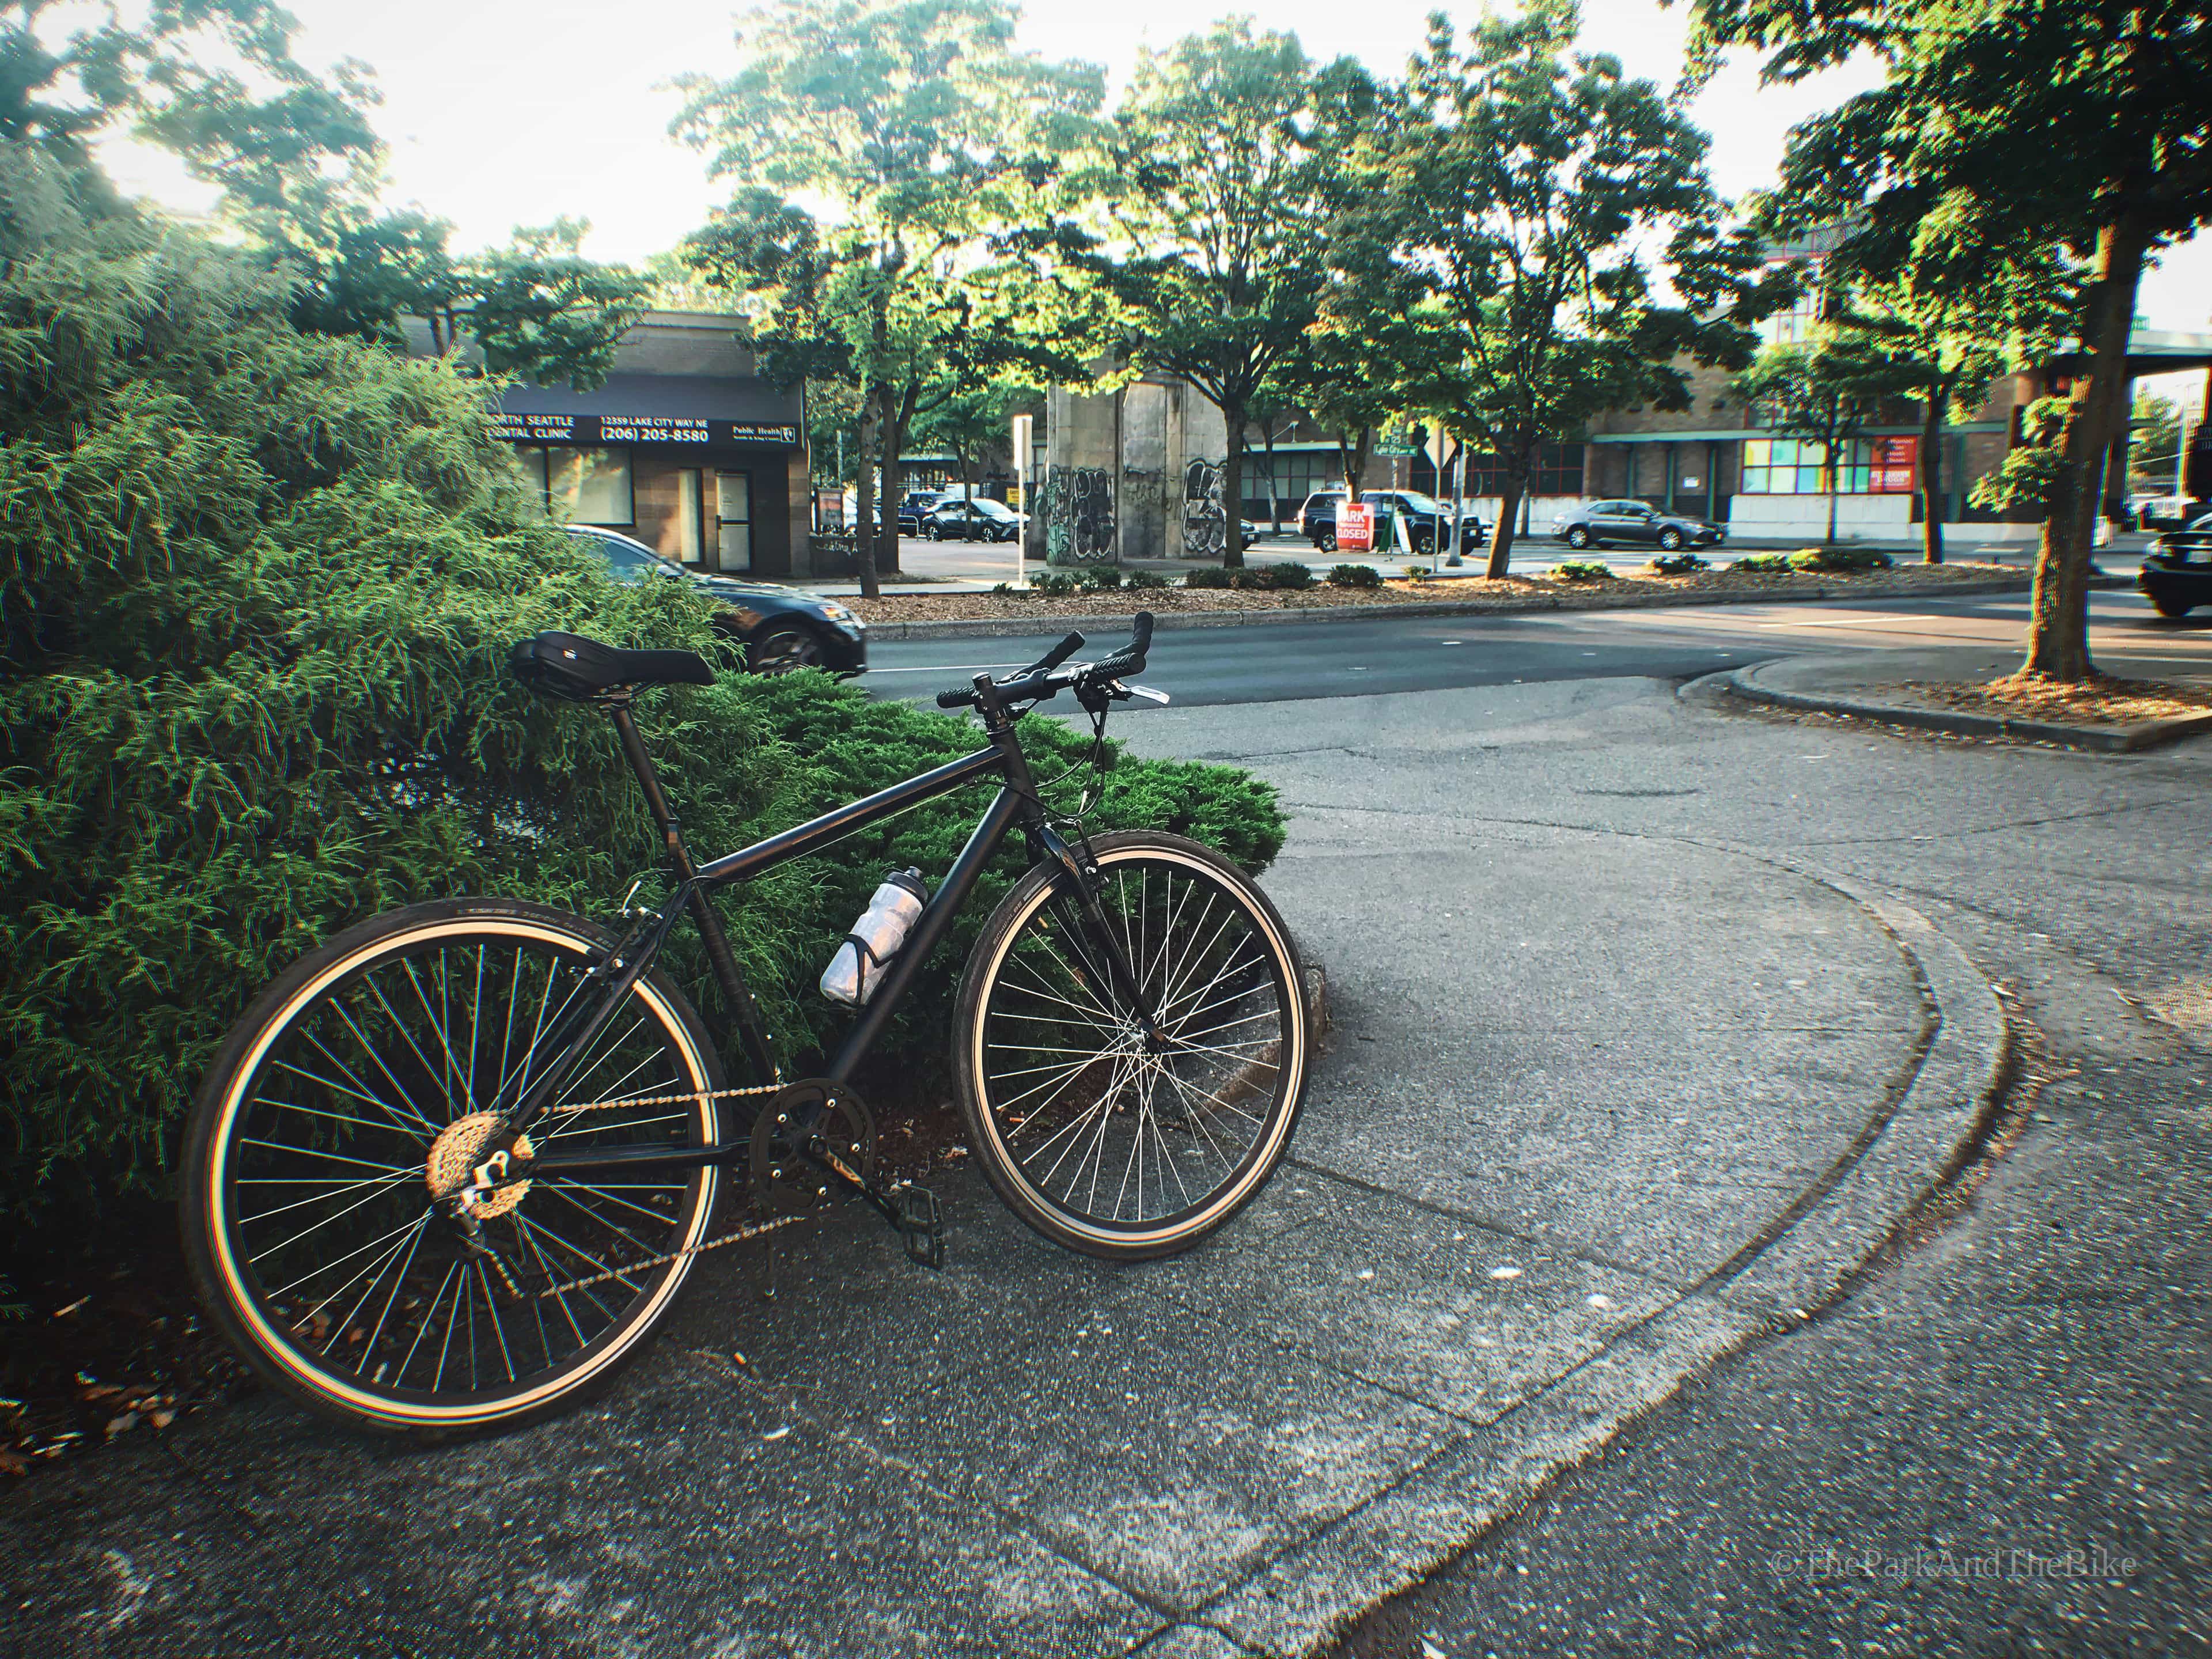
left=923, top=496, right=1023, bottom=541
left=2139, top=512, right=2212, bottom=618
left=1298, top=490, right=1485, bottom=555
left=568, top=527, right=866, bottom=676
left=1551, top=499, right=1724, bottom=552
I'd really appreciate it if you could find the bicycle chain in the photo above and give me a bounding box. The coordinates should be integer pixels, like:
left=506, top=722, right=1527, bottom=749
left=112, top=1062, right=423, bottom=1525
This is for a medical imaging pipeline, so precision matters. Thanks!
left=507, top=1080, right=815, bottom=1299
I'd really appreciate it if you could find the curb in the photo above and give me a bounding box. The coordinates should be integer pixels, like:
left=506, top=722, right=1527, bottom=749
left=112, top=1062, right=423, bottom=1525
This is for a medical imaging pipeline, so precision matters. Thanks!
left=1722, top=658, right=2212, bottom=753
left=1181, top=858, right=2009, bottom=1659
left=859, top=573, right=2099, bottom=643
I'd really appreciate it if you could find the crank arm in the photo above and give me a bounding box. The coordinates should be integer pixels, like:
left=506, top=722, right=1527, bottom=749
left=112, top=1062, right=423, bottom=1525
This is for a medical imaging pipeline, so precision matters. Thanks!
left=807, top=1148, right=945, bottom=1271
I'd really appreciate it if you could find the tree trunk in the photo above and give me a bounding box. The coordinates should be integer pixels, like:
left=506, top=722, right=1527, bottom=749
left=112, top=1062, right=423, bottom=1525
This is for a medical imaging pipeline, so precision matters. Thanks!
left=875, top=381, right=908, bottom=579
left=2022, top=213, right=2152, bottom=683
left=1825, top=434, right=1841, bottom=546
left=1337, top=428, right=1372, bottom=498
left=1919, top=393, right=1946, bottom=565
left=1220, top=396, right=1247, bottom=567
left=853, top=399, right=880, bottom=600
left=1263, top=422, right=1282, bottom=535
left=1487, top=460, right=1527, bottom=578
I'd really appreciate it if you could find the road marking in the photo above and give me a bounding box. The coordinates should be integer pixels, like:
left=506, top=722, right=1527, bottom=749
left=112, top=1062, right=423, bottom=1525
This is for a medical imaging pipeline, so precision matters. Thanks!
left=866, top=662, right=1030, bottom=674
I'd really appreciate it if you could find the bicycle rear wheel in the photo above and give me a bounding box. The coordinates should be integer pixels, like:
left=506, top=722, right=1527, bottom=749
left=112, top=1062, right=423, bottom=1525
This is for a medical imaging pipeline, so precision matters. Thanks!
left=955, top=831, right=1309, bottom=1260
left=181, top=899, right=726, bottom=1438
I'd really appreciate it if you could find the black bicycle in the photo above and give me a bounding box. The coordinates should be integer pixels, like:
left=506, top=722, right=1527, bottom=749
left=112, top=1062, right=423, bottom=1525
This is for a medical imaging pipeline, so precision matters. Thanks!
left=180, top=614, right=1310, bottom=1437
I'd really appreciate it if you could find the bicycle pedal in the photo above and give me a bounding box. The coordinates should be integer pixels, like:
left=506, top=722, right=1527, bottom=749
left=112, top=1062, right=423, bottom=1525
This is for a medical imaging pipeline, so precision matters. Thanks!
left=890, top=1183, right=945, bottom=1271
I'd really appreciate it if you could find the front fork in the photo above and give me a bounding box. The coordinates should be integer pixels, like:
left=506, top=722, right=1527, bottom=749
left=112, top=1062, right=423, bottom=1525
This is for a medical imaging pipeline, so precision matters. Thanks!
left=1028, top=822, right=1163, bottom=1047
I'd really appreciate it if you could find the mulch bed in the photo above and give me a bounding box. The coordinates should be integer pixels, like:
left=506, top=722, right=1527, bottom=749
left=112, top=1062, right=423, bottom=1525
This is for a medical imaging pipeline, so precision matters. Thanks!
left=2, top=1198, right=255, bottom=1478
left=1897, top=674, right=2212, bottom=728
left=847, top=562, right=2018, bottom=625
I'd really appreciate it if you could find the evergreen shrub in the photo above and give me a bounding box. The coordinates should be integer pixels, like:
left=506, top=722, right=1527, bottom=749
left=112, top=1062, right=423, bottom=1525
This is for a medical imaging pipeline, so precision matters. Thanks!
left=1789, top=546, right=1893, bottom=573
left=0, top=158, right=1285, bottom=1227
left=1552, top=560, right=1613, bottom=581
left=1327, top=563, right=1382, bottom=588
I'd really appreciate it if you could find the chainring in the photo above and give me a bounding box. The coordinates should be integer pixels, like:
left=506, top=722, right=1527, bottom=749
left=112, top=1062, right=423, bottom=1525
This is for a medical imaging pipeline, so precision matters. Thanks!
left=747, top=1080, right=878, bottom=1213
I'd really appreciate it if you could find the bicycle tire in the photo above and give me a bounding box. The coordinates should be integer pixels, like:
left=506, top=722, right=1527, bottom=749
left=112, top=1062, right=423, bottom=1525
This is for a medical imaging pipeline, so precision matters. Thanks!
left=953, top=831, right=1309, bottom=1260
left=181, top=898, right=726, bottom=1439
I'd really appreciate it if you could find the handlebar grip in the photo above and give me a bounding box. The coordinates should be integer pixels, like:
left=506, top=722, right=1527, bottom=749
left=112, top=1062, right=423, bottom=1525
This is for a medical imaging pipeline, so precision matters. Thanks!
left=1129, top=612, right=1153, bottom=660
left=1035, top=631, right=1085, bottom=673
left=935, top=687, right=976, bottom=710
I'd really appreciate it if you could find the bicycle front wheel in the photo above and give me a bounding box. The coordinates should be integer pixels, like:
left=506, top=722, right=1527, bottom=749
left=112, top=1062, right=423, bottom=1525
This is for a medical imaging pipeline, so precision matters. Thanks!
left=955, top=831, right=1309, bottom=1260
left=180, top=899, right=727, bottom=1438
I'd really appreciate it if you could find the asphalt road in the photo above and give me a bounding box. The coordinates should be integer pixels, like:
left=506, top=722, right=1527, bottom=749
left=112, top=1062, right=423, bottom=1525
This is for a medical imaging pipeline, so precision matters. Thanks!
left=865, top=586, right=2204, bottom=710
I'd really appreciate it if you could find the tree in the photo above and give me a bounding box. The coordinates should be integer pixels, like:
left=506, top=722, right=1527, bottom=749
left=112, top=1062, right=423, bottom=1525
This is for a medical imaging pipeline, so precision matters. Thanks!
left=2129, top=391, right=2183, bottom=497
left=1353, top=0, right=1785, bottom=577
left=674, top=0, right=1104, bottom=596
left=1086, top=20, right=1331, bottom=567
left=1806, top=252, right=2070, bottom=563
left=910, top=376, right=1036, bottom=503
left=1687, top=0, right=2212, bottom=679
left=1732, top=340, right=1888, bottom=546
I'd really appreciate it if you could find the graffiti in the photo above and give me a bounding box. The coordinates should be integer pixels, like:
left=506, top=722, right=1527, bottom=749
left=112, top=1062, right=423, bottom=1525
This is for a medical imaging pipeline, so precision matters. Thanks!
left=1044, top=467, right=1115, bottom=564
left=1181, top=457, right=1225, bottom=557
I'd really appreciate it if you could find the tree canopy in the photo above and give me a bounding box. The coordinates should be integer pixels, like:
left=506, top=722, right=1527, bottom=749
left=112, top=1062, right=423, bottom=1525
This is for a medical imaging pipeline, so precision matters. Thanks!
left=1079, top=19, right=1331, bottom=566
left=1688, top=0, right=2212, bottom=676
left=675, top=0, right=1104, bottom=590
left=1344, top=0, right=1784, bottom=574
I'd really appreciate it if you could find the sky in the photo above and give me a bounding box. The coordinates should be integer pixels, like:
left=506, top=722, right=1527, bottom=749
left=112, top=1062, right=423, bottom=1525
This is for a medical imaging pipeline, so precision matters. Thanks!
left=100, top=0, right=2210, bottom=340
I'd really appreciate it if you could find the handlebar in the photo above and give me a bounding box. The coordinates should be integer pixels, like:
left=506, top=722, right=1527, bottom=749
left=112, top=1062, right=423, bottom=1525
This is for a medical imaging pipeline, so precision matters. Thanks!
left=934, top=613, right=1153, bottom=711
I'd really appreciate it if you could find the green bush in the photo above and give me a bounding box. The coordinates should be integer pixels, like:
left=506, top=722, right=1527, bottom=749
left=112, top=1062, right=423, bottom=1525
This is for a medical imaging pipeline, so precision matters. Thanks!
left=1552, top=560, right=1613, bottom=582
left=1076, top=564, right=1123, bottom=592
left=1029, top=570, right=1079, bottom=596
left=1789, top=546, right=1894, bottom=573
left=1729, top=553, right=1794, bottom=573
left=1258, top=560, right=1315, bottom=590
left=1649, top=551, right=1710, bottom=575
left=1184, top=567, right=1236, bottom=589
left=1327, top=563, right=1382, bottom=588
left=1124, top=568, right=1172, bottom=590
left=0, top=158, right=1285, bottom=1229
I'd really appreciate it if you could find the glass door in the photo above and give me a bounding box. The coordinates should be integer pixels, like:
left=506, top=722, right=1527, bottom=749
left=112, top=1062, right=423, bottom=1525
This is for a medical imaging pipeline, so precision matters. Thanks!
left=677, top=469, right=704, bottom=564
left=715, top=472, right=752, bottom=571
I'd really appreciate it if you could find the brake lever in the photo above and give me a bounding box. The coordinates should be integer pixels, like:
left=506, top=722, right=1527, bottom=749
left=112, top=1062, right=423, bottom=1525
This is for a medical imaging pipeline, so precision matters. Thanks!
left=1111, top=681, right=1170, bottom=705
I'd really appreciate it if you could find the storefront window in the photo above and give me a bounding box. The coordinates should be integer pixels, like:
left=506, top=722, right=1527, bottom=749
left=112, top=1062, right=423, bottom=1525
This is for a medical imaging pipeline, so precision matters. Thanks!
left=1739, top=438, right=1913, bottom=495
left=509, top=444, right=634, bottom=525
left=1459, top=444, right=1586, bottom=497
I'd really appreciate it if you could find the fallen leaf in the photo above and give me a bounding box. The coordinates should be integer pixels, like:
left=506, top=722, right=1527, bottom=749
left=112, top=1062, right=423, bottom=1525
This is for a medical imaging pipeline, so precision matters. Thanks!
left=1490, top=1266, right=1521, bottom=1281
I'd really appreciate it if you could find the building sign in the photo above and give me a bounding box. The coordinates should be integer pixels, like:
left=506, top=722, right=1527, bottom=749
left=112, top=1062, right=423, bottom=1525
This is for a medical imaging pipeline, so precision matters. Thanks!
left=1337, top=501, right=1374, bottom=551
left=1870, top=435, right=1916, bottom=494
left=492, top=412, right=800, bottom=448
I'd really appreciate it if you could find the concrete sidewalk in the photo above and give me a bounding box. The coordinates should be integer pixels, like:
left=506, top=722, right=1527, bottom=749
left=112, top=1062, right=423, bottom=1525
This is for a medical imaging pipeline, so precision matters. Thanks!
left=2, top=703, right=2008, bottom=1659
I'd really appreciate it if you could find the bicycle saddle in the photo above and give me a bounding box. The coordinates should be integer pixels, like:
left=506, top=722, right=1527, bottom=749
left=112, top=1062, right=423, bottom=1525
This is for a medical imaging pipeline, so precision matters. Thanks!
left=511, top=631, right=715, bottom=700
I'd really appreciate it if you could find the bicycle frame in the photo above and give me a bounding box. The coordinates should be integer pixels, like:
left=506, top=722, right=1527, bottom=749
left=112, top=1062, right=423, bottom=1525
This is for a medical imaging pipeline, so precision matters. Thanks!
left=498, top=689, right=1131, bottom=1182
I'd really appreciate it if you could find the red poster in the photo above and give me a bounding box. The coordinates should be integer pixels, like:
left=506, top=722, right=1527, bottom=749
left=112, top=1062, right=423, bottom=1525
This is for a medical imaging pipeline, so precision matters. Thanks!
left=1870, top=435, right=1916, bottom=494
left=1337, top=502, right=1374, bottom=551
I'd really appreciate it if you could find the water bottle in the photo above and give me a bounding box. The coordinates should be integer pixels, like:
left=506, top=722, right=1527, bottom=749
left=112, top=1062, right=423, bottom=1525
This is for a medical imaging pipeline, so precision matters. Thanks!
left=820, top=868, right=929, bottom=1006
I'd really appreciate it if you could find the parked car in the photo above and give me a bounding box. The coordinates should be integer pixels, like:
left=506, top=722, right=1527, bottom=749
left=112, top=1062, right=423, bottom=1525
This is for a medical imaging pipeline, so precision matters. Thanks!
left=2139, top=512, right=2212, bottom=618
left=1550, top=499, right=1724, bottom=552
left=1297, top=490, right=1486, bottom=555
left=923, top=496, right=1024, bottom=541
left=567, top=527, right=866, bottom=676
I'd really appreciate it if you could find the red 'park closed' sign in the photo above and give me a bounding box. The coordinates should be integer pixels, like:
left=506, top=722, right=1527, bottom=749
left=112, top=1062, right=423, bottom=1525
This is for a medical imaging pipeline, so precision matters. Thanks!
left=1337, top=502, right=1374, bottom=551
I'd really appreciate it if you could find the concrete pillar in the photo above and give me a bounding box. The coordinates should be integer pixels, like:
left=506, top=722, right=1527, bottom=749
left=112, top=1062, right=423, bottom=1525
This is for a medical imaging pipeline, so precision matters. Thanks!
left=1042, top=384, right=1120, bottom=565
